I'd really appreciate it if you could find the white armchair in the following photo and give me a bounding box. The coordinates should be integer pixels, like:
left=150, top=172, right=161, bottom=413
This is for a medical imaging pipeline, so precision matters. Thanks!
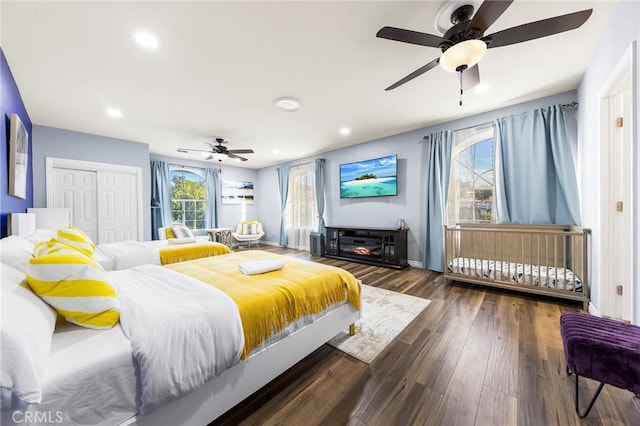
left=232, top=221, right=264, bottom=248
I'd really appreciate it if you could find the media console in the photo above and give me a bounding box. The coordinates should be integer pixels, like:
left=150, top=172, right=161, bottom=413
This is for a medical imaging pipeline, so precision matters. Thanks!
left=324, top=226, right=409, bottom=269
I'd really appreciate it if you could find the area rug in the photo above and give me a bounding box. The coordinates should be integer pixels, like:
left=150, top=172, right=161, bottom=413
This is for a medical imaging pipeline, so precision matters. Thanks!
left=328, top=284, right=431, bottom=364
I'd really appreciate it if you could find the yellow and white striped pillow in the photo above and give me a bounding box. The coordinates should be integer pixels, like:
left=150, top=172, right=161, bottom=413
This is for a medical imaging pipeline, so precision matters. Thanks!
left=55, top=226, right=95, bottom=256
left=26, top=243, right=119, bottom=329
left=33, top=239, right=81, bottom=257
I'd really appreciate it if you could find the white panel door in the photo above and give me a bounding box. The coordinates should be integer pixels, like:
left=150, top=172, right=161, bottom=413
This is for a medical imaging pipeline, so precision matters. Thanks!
left=51, top=167, right=98, bottom=242
left=47, top=157, right=144, bottom=245
left=97, top=171, right=139, bottom=243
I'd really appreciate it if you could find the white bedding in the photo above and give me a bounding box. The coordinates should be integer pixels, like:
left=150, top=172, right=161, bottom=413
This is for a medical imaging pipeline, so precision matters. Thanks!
left=94, top=241, right=160, bottom=270
left=110, top=265, right=244, bottom=415
left=3, top=323, right=137, bottom=426
left=448, top=257, right=582, bottom=291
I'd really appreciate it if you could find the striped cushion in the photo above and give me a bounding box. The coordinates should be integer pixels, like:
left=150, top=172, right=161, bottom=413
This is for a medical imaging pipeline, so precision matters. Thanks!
left=26, top=242, right=119, bottom=329
left=172, top=225, right=194, bottom=239
left=55, top=226, right=95, bottom=256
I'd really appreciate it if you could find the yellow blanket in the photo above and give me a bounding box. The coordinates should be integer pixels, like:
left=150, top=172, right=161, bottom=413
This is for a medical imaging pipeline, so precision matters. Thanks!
left=166, top=251, right=361, bottom=358
left=158, top=242, right=230, bottom=265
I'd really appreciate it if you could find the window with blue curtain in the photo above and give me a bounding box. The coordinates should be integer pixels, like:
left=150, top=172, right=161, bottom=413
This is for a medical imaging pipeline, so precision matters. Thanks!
left=447, top=123, right=495, bottom=225
left=169, top=167, right=206, bottom=230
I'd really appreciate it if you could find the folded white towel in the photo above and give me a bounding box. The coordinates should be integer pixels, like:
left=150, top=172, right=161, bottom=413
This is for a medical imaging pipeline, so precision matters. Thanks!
left=239, top=259, right=285, bottom=275
left=167, top=237, right=196, bottom=245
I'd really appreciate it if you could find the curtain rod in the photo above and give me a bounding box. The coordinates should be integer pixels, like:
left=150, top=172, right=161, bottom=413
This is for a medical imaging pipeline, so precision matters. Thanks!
left=422, top=102, right=578, bottom=140
left=561, top=101, right=579, bottom=109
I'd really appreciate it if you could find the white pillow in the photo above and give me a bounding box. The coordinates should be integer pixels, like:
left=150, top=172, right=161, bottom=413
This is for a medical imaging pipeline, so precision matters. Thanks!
left=172, top=226, right=194, bottom=239
left=0, top=236, right=35, bottom=273
left=23, top=229, right=56, bottom=245
left=1, top=263, right=57, bottom=407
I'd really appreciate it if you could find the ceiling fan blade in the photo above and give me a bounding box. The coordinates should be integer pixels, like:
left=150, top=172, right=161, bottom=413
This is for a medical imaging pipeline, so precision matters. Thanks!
left=484, top=9, right=593, bottom=49
left=227, top=153, right=249, bottom=162
left=385, top=58, right=440, bottom=91
left=461, top=64, right=480, bottom=90
left=227, top=149, right=254, bottom=154
left=376, top=26, right=444, bottom=48
left=466, top=0, right=514, bottom=36
left=178, top=148, right=211, bottom=153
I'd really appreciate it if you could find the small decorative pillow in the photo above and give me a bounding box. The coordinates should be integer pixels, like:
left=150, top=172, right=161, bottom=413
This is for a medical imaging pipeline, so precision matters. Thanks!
left=26, top=243, right=119, bottom=330
left=32, top=239, right=81, bottom=257
left=242, top=222, right=258, bottom=235
left=172, top=225, right=194, bottom=239
left=164, top=227, right=176, bottom=239
left=55, top=226, right=95, bottom=256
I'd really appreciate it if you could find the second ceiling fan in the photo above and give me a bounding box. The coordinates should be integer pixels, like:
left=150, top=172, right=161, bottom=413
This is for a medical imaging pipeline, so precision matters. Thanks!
left=178, top=137, right=254, bottom=162
left=377, top=0, right=592, bottom=96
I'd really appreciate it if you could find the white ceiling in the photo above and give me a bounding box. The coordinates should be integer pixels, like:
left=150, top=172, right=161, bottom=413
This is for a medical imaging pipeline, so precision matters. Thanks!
left=1, top=1, right=615, bottom=169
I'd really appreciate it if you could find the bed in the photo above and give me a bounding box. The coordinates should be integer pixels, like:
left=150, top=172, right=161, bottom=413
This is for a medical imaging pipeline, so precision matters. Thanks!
left=0, top=249, right=361, bottom=426
left=0, top=230, right=230, bottom=272
left=444, top=224, right=591, bottom=308
left=93, top=238, right=231, bottom=270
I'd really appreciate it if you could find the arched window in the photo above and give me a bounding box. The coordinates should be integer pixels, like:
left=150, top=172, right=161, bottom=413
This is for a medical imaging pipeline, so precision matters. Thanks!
left=170, top=167, right=206, bottom=230
left=447, top=124, right=495, bottom=224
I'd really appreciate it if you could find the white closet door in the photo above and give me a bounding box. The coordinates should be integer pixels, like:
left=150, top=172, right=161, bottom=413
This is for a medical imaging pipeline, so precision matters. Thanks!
left=51, top=167, right=98, bottom=242
left=46, top=157, right=144, bottom=244
left=97, top=172, right=139, bottom=243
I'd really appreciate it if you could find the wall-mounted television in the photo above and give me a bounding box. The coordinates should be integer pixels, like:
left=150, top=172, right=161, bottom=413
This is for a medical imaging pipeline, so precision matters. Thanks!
left=340, top=154, right=398, bottom=199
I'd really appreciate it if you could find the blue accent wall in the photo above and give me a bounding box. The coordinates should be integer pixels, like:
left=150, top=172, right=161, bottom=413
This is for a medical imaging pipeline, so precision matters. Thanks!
left=1, top=48, right=33, bottom=237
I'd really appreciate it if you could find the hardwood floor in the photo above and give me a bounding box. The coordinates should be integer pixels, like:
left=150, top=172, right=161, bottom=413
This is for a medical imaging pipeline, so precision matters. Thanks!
left=213, top=245, right=639, bottom=426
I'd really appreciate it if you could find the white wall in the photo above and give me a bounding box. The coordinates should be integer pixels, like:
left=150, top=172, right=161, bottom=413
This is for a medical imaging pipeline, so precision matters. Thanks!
left=257, top=90, right=578, bottom=265
left=576, top=0, right=640, bottom=322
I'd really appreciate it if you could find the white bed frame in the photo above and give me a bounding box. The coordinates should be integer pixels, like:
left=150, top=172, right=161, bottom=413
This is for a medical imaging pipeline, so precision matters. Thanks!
left=121, top=303, right=360, bottom=426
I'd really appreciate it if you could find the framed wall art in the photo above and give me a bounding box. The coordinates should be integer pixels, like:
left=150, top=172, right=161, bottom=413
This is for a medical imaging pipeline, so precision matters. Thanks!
left=221, top=181, right=254, bottom=205
left=9, top=113, right=28, bottom=199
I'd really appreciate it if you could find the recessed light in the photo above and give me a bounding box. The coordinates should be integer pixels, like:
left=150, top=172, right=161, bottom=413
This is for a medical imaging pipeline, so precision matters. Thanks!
left=273, top=149, right=281, bottom=155
left=474, top=84, right=490, bottom=94
left=106, top=108, right=123, bottom=119
left=274, top=97, right=302, bottom=112
left=340, top=128, right=350, bottom=135
left=134, top=31, right=159, bottom=49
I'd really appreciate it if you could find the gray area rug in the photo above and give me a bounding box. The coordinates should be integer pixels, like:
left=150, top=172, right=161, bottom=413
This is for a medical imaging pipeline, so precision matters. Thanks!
left=328, top=284, right=431, bottom=364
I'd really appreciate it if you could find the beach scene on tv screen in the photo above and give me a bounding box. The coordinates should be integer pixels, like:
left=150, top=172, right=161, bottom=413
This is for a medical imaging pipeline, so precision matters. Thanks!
left=340, top=155, right=397, bottom=198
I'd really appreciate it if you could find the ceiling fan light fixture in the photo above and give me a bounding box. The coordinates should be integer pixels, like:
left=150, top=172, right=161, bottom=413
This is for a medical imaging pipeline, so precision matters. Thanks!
left=211, top=152, right=228, bottom=161
left=439, top=39, right=487, bottom=72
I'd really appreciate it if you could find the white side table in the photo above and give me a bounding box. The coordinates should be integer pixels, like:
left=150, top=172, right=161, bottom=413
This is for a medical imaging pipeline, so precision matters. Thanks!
left=206, top=228, right=234, bottom=249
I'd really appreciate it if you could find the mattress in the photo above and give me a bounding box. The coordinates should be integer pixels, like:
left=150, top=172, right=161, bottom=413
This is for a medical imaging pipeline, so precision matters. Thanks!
left=24, top=322, right=137, bottom=426
left=448, top=257, right=582, bottom=291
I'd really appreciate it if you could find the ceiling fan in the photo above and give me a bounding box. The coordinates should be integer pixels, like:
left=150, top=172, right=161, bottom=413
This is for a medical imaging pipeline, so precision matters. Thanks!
left=177, top=137, right=254, bottom=162
left=377, top=0, right=593, bottom=100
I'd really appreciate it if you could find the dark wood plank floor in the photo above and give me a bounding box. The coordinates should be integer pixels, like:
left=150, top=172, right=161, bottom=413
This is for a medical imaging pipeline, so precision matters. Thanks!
left=212, top=245, right=639, bottom=426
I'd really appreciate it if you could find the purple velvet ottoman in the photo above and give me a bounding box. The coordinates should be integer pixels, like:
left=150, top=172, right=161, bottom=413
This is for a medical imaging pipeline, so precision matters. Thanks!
left=560, top=311, right=640, bottom=417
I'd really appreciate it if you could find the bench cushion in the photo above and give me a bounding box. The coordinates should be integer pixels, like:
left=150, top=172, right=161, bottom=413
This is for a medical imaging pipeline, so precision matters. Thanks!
left=560, top=312, right=640, bottom=394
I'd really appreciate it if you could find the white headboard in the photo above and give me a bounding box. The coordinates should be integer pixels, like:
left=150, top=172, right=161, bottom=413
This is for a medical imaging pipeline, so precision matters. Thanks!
left=8, top=213, right=37, bottom=236
left=27, top=208, right=72, bottom=231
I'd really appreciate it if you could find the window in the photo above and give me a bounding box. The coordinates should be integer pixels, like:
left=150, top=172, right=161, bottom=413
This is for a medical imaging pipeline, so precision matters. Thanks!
left=170, top=168, right=206, bottom=230
left=285, top=162, right=318, bottom=250
left=447, top=124, right=495, bottom=225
